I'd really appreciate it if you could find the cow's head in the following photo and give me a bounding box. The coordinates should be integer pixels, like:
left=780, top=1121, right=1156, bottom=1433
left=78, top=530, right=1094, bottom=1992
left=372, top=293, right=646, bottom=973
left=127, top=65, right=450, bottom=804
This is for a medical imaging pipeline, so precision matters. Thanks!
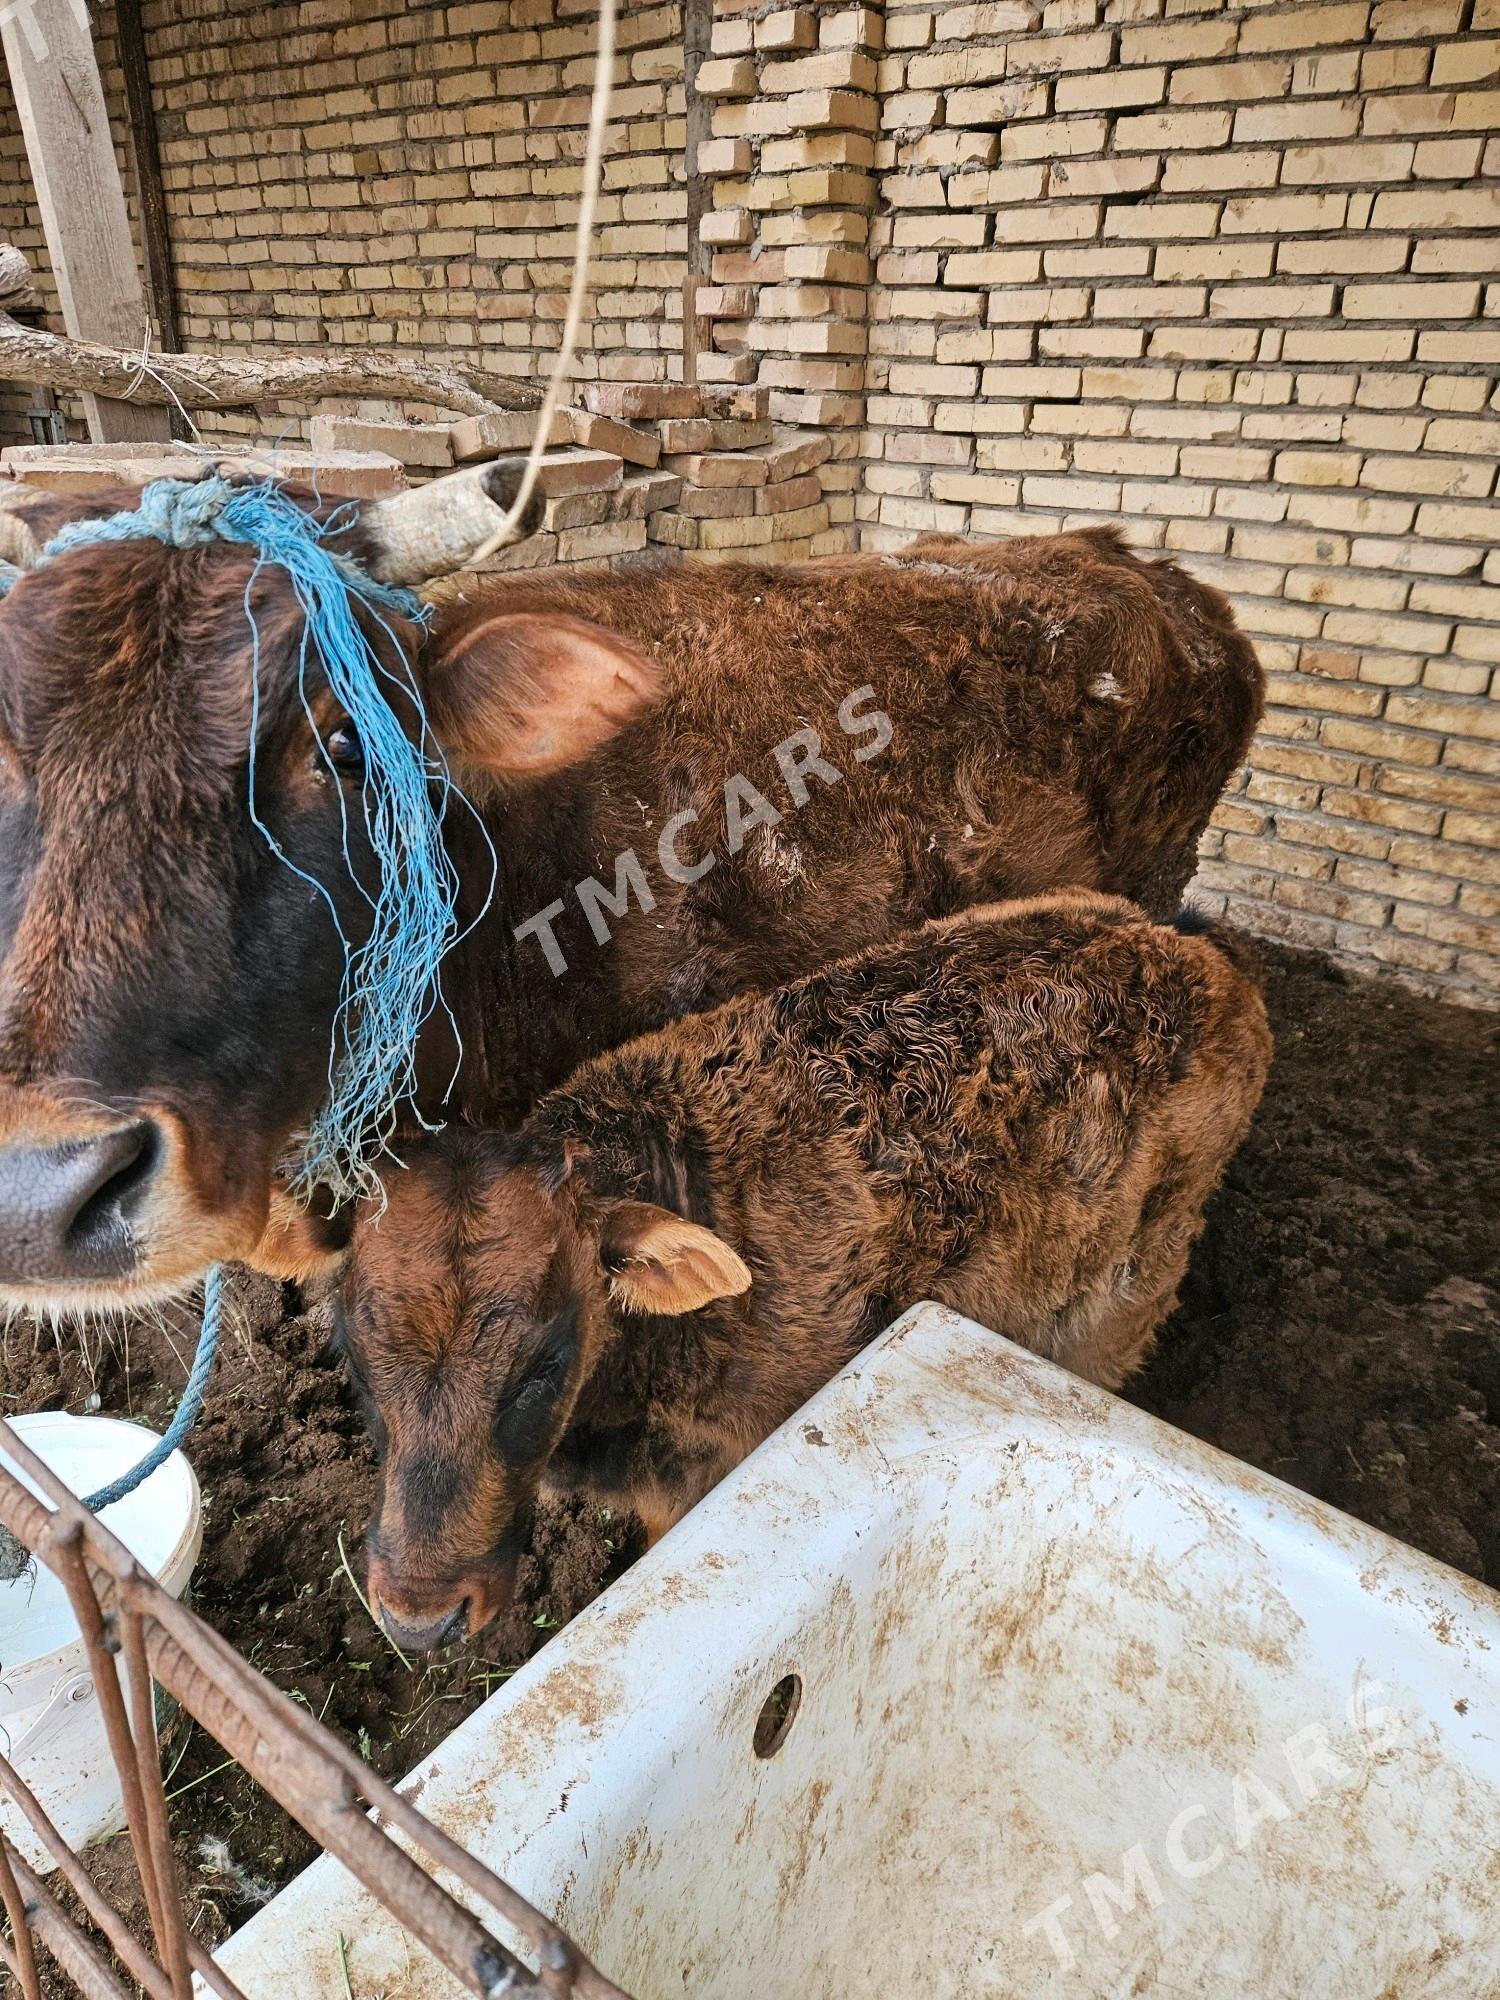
left=0, top=467, right=659, bottom=1315
left=330, top=1127, right=749, bottom=1651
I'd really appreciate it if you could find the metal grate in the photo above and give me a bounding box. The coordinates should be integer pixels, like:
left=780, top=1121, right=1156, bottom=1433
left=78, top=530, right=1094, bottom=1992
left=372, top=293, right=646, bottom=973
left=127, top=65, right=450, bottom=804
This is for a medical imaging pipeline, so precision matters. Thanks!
left=0, top=1416, right=632, bottom=2000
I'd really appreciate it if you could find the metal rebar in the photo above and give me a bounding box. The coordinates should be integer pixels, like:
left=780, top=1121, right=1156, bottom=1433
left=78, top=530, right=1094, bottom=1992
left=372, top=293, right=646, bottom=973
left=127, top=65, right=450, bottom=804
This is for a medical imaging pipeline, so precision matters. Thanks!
left=8, top=1852, right=133, bottom=2000
left=0, top=1750, right=175, bottom=2000
left=48, top=1523, right=171, bottom=1954
left=119, top=1605, right=195, bottom=1999
left=0, top=1420, right=633, bottom=2000
left=0, top=1833, right=41, bottom=1999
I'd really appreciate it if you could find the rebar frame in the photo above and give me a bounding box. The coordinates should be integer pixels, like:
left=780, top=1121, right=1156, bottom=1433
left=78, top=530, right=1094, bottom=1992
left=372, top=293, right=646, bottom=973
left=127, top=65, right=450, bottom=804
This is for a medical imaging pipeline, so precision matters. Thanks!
left=0, top=1416, right=632, bottom=2000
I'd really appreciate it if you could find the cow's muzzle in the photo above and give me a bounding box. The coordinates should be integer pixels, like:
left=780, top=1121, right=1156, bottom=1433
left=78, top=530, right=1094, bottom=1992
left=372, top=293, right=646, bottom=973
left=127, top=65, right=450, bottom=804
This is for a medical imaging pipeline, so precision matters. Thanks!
left=0, top=1120, right=160, bottom=1283
left=367, top=1546, right=521, bottom=1654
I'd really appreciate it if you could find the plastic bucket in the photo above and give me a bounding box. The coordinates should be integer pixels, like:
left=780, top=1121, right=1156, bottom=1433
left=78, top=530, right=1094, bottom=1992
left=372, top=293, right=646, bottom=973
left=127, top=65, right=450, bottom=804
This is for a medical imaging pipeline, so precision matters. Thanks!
left=0, top=1411, right=202, bottom=1870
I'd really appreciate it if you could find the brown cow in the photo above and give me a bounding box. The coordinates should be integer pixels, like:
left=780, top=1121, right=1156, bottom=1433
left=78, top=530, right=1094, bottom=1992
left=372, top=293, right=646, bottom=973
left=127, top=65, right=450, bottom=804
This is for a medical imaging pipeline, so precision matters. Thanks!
left=0, top=469, right=1260, bottom=1316
left=322, top=891, right=1270, bottom=1652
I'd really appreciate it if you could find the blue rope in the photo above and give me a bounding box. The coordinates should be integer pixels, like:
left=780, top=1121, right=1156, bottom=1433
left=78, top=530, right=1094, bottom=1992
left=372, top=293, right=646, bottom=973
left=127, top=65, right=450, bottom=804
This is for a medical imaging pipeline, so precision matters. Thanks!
left=0, top=1268, right=223, bottom=1578
left=19, top=475, right=491, bottom=1204
left=84, top=1266, right=224, bottom=1512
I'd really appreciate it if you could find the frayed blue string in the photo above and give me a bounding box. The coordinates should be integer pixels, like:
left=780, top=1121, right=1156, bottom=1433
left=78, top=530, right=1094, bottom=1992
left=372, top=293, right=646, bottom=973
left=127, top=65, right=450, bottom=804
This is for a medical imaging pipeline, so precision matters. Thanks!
left=29, top=475, right=494, bottom=1205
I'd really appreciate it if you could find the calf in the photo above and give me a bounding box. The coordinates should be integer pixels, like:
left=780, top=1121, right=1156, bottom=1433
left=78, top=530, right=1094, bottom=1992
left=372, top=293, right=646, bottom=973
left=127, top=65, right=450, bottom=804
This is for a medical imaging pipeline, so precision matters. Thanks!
left=328, top=891, right=1271, bottom=1652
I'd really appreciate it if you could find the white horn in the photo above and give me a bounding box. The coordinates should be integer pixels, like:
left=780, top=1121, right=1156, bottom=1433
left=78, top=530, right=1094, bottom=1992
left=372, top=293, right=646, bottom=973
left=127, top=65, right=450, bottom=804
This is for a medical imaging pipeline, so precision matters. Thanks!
left=358, top=458, right=543, bottom=586
left=0, top=485, right=47, bottom=570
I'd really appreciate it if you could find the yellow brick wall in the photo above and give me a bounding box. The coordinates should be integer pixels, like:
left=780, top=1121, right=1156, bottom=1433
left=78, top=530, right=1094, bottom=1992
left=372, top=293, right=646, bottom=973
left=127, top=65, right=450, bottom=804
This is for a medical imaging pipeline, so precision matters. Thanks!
left=853, top=0, right=1500, bottom=1003
left=3, top=0, right=1497, bottom=1001
left=1, top=0, right=692, bottom=442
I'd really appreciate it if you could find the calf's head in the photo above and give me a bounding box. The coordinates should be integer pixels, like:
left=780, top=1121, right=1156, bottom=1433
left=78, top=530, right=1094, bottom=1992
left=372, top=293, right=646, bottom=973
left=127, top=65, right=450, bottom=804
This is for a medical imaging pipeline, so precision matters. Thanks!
left=0, top=472, right=658, bottom=1314
left=331, top=1129, right=749, bottom=1652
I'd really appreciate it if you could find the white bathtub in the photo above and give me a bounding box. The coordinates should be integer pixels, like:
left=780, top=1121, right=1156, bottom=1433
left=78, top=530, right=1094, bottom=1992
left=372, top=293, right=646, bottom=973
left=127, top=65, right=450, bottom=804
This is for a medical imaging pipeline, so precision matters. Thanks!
left=217, top=1303, right=1500, bottom=1998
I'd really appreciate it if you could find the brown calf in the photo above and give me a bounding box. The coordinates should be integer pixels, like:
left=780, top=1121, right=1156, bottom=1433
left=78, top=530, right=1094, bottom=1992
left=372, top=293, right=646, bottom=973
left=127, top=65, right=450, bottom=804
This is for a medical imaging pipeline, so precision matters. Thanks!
left=328, top=891, right=1271, bottom=1652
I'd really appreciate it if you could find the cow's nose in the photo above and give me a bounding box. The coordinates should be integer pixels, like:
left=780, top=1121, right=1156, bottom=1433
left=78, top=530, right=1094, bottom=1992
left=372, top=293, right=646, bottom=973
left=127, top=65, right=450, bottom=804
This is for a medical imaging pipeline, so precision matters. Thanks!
left=379, top=1599, right=470, bottom=1655
left=0, top=1121, right=160, bottom=1283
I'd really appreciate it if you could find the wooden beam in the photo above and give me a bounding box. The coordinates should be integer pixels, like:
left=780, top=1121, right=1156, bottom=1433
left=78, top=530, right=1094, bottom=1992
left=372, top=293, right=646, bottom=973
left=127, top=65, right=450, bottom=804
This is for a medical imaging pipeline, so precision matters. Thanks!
left=0, top=0, right=169, bottom=442
left=114, top=0, right=181, bottom=358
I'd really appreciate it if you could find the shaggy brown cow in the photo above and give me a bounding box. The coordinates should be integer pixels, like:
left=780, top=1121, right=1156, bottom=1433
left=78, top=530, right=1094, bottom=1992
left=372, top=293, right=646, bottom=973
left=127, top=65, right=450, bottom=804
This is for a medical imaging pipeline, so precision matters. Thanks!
left=324, top=891, right=1271, bottom=1652
left=0, top=470, right=1260, bottom=1316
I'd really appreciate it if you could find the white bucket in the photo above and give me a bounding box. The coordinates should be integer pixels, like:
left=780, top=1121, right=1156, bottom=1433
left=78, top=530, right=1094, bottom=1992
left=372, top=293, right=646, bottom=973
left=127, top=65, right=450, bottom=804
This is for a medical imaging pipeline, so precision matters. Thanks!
left=0, top=1411, right=203, bottom=1871
left=220, top=1303, right=1500, bottom=1999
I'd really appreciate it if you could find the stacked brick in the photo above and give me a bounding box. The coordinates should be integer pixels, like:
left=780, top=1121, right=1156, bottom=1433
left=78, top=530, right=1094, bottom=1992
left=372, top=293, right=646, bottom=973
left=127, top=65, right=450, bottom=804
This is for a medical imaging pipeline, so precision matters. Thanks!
left=694, top=2, right=886, bottom=545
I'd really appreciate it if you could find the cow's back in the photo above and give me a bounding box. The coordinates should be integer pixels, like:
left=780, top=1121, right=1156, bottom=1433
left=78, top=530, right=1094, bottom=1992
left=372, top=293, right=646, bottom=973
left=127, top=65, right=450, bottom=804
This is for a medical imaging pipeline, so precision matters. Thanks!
left=430, top=535, right=1262, bottom=1116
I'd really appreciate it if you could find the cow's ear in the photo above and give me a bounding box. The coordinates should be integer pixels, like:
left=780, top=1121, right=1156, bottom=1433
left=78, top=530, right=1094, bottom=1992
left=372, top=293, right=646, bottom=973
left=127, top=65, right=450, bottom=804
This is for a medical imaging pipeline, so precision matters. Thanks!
left=598, top=1201, right=751, bottom=1316
left=422, top=611, right=660, bottom=779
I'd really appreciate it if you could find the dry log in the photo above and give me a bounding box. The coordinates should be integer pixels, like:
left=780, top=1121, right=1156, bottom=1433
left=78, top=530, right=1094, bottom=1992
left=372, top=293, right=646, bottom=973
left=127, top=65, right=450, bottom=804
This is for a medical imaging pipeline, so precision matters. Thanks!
left=0, top=298, right=542, bottom=419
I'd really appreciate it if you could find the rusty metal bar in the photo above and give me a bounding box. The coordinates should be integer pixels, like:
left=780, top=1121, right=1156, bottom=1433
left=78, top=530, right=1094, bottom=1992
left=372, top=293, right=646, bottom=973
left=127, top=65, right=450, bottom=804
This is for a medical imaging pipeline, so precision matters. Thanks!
left=118, top=1604, right=195, bottom=1999
left=0, top=1748, right=179, bottom=2000
left=0, top=1416, right=635, bottom=2000
left=0, top=1832, right=42, bottom=1999
left=9, top=1850, right=133, bottom=2000
left=47, top=1521, right=171, bottom=1954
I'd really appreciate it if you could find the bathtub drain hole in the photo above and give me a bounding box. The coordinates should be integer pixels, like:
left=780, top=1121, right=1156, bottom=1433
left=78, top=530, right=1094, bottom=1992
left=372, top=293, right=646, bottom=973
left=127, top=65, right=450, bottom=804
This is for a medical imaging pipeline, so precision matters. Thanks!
left=753, top=1674, right=802, bottom=1759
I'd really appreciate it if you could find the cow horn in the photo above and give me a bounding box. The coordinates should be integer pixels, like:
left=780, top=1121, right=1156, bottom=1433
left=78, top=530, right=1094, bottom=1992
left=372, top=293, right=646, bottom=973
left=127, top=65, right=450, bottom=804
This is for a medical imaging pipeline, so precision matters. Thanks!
left=0, top=486, right=46, bottom=570
left=358, top=458, right=544, bottom=587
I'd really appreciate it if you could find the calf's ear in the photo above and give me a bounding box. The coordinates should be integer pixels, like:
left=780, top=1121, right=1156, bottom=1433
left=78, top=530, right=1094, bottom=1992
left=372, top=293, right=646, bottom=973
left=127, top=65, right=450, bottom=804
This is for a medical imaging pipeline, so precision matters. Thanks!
left=599, top=1201, right=752, bottom=1316
left=421, top=612, right=660, bottom=779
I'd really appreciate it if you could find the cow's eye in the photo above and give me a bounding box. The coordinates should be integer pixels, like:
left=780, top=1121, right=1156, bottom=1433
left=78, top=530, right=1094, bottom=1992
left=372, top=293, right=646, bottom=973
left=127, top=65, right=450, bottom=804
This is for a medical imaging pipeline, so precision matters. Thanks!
left=324, top=723, right=364, bottom=776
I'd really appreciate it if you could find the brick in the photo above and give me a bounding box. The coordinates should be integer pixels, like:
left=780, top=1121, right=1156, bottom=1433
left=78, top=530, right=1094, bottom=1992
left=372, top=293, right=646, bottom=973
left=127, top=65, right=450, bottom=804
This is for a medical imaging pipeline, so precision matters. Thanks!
left=565, top=410, right=661, bottom=468
left=1369, top=186, right=1500, bottom=231
left=1280, top=141, right=1414, bottom=184
left=696, top=56, right=757, bottom=96
left=755, top=10, right=818, bottom=51
left=1169, top=59, right=1294, bottom=103
left=528, top=449, right=626, bottom=496
left=905, top=45, right=1009, bottom=88
left=1240, top=2, right=1371, bottom=49
left=1055, top=67, right=1165, bottom=112
left=946, top=79, right=1052, bottom=124
left=308, top=416, right=454, bottom=470
left=1221, top=192, right=1347, bottom=234
left=1344, top=280, right=1482, bottom=319
left=555, top=518, right=647, bottom=563
left=1115, top=109, right=1234, bottom=150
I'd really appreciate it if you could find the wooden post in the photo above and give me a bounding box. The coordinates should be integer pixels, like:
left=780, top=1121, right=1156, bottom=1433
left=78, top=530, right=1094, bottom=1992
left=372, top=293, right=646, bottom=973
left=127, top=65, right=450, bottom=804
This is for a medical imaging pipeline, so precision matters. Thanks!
left=114, top=0, right=181, bottom=359
left=0, top=0, right=170, bottom=442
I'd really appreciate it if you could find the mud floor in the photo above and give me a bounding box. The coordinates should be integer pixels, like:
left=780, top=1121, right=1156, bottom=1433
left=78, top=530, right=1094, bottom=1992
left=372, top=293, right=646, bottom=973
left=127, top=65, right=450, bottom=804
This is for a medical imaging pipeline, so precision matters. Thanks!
left=1, top=934, right=1496, bottom=1989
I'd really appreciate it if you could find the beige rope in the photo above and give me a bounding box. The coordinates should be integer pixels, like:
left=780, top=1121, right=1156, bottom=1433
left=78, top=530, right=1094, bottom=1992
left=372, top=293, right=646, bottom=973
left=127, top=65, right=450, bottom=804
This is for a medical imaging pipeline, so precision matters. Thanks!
left=467, top=0, right=618, bottom=568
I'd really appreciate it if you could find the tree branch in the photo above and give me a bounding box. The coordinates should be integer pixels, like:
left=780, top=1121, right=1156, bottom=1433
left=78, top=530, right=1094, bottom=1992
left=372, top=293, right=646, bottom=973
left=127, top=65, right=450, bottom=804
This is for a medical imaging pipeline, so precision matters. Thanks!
left=0, top=299, right=542, bottom=419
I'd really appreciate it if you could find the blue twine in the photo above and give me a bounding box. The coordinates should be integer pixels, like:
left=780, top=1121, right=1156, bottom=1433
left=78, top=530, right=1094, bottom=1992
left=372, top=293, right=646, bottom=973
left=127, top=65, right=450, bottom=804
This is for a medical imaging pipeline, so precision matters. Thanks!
left=84, top=1266, right=224, bottom=1511
left=0, top=1268, right=223, bottom=1577
left=21, top=475, right=492, bottom=1204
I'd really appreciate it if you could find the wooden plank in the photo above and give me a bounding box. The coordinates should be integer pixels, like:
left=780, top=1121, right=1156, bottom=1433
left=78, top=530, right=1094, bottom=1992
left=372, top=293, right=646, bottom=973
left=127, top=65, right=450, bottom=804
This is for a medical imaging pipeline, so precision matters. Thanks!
left=114, top=0, right=181, bottom=359
left=0, top=0, right=169, bottom=442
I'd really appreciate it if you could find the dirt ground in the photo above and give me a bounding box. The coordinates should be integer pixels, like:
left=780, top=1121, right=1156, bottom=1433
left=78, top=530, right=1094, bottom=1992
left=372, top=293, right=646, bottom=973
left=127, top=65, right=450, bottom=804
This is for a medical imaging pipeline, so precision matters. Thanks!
left=2, top=934, right=1496, bottom=1988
